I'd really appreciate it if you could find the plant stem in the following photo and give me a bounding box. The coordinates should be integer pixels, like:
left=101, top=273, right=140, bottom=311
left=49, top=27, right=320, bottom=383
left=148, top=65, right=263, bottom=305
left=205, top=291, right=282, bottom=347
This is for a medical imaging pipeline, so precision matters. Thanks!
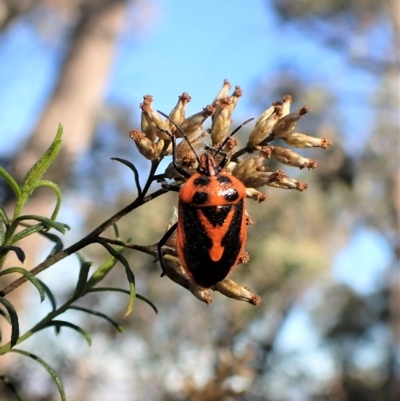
left=0, top=187, right=168, bottom=297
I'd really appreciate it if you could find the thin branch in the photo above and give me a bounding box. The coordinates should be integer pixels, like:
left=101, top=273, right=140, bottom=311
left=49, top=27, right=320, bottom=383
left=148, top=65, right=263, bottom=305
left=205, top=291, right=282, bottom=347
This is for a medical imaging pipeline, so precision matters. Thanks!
left=99, top=237, right=157, bottom=256
left=0, top=187, right=168, bottom=297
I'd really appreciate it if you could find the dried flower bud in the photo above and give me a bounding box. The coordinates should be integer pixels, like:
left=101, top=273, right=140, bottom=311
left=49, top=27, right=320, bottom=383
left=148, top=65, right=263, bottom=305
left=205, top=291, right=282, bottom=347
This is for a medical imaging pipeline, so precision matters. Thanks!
left=230, top=85, right=242, bottom=108
left=283, top=133, right=333, bottom=149
left=168, top=92, right=192, bottom=135
left=231, top=155, right=259, bottom=181
left=271, top=106, right=310, bottom=139
left=141, top=102, right=171, bottom=141
left=214, top=79, right=231, bottom=101
left=176, top=131, right=207, bottom=161
left=180, top=104, right=215, bottom=139
left=140, top=95, right=156, bottom=141
left=164, top=132, right=208, bottom=179
left=247, top=105, right=283, bottom=148
left=266, top=174, right=308, bottom=191
left=129, top=129, right=164, bottom=160
left=245, top=188, right=268, bottom=202
left=161, top=253, right=212, bottom=305
left=281, top=94, right=293, bottom=117
left=232, top=147, right=271, bottom=183
left=210, top=97, right=233, bottom=146
left=238, top=250, right=250, bottom=263
left=245, top=211, right=254, bottom=226
left=269, top=146, right=317, bottom=169
left=213, top=279, right=261, bottom=306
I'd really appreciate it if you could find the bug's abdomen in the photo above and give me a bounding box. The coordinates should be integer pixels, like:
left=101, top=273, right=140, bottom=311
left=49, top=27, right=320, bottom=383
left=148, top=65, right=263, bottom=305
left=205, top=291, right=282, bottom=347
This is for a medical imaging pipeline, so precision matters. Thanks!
left=177, top=199, right=246, bottom=288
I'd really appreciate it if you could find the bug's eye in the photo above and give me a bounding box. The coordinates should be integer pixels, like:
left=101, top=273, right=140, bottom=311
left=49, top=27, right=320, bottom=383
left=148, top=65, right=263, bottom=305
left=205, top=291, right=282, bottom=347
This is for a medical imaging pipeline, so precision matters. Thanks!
left=192, top=191, right=209, bottom=205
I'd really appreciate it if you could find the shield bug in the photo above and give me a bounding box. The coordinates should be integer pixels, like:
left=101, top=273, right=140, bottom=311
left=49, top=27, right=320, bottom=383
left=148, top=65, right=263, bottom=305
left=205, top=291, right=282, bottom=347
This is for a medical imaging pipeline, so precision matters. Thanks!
left=157, top=112, right=254, bottom=288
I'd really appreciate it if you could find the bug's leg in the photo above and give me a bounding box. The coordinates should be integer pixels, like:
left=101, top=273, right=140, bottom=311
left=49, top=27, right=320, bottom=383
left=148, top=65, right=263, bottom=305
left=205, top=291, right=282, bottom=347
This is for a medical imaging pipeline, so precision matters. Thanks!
left=157, top=125, right=191, bottom=179
left=214, top=117, right=255, bottom=166
left=157, top=222, right=178, bottom=277
left=162, top=184, right=180, bottom=192
left=156, top=176, right=181, bottom=192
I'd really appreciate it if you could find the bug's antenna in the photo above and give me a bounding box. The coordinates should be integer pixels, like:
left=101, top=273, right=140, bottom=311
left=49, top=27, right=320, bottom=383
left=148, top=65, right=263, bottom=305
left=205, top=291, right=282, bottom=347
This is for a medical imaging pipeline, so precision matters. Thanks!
left=214, top=117, right=254, bottom=159
left=157, top=110, right=201, bottom=165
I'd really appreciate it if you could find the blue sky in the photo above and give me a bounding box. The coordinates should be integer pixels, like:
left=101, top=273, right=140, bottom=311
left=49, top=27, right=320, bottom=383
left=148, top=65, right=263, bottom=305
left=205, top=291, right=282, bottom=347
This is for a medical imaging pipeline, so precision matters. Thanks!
left=0, top=0, right=393, bottom=386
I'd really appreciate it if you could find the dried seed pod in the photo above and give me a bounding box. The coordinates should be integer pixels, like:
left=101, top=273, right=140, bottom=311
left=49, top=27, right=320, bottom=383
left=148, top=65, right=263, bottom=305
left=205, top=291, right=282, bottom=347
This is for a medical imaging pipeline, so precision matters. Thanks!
left=140, top=102, right=171, bottom=141
left=176, top=131, right=207, bottom=162
left=180, top=104, right=216, bottom=139
left=245, top=187, right=268, bottom=202
left=283, top=132, right=333, bottom=149
left=232, top=147, right=271, bottom=183
left=281, top=94, right=293, bottom=117
left=161, top=253, right=212, bottom=305
left=266, top=174, right=308, bottom=191
left=247, top=105, right=283, bottom=148
left=270, top=146, right=317, bottom=169
left=129, top=129, right=164, bottom=160
left=213, top=279, right=261, bottom=305
left=210, top=97, right=233, bottom=146
left=271, top=105, right=310, bottom=139
left=140, top=95, right=156, bottom=141
left=168, top=92, right=192, bottom=135
left=238, top=250, right=251, bottom=263
left=230, top=85, right=243, bottom=107
left=214, top=78, right=231, bottom=101
left=232, top=155, right=261, bottom=181
left=254, top=100, right=281, bottom=126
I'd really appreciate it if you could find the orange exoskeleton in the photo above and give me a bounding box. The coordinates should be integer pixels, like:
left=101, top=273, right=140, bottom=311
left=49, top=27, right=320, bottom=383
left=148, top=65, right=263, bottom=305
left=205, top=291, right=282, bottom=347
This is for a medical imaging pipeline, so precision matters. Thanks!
left=156, top=112, right=253, bottom=288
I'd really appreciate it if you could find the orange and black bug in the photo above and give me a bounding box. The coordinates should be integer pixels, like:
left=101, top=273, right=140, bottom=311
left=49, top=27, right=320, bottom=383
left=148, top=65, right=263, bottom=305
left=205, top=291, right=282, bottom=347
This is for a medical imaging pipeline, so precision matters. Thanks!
left=157, top=111, right=254, bottom=288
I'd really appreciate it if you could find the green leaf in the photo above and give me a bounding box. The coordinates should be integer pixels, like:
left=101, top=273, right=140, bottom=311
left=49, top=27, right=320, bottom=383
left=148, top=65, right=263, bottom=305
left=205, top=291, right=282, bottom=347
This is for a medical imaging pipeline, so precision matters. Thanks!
left=86, top=287, right=158, bottom=314
left=0, top=206, right=10, bottom=226
left=73, top=261, right=92, bottom=298
left=21, top=125, right=63, bottom=191
left=113, top=223, right=120, bottom=239
left=0, top=222, right=5, bottom=246
left=14, top=215, right=70, bottom=234
left=85, top=251, right=122, bottom=290
left=10, top=224, right=46, bottom=244
left=136, top=294, right=158, bottom=314
left=0, top=375, right=27, bottom=401
left=10, top=349, right=66, bottom=401
left=0, top=268, right=45, bottom=303
left=36, top=279, right=57, bottom=311
left=0, top=307, right=11, bottom=324
left=97, top=240, right=136, bottom=317
left=39, top=231, right=64, bottom=254
left=111, top=157, right=142, bottom=196
left=0, top=297, right=19, bottom=348
left=69, top=306, right=124, bottom=333
left=31, top=180, right=62, bottom=221
left=39, top=320, right=92, bottom=346
left=0, top=246, right=25, bottom=263
left=0, top=166, right=21, bottom=199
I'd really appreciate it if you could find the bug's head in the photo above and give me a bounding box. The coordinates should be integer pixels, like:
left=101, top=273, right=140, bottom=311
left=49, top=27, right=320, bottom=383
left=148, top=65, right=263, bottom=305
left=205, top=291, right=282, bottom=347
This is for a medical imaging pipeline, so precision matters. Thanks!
left=197, top=152, right=221, bottom=176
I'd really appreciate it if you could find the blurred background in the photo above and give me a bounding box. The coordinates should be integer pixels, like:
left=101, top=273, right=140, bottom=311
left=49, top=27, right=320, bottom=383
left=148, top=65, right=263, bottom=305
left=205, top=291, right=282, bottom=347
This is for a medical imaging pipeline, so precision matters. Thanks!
left=0, top=0, right=399, bottom=400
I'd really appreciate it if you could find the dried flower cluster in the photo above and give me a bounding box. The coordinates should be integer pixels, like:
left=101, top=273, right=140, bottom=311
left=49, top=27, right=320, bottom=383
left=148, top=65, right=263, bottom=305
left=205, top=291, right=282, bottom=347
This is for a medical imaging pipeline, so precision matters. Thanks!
left=130, top=79, right=332, bottom=305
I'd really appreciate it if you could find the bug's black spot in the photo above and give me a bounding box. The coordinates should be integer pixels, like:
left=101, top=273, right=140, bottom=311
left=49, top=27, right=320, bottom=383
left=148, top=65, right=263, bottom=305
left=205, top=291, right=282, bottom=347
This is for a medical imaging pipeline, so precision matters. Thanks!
left=217, top=175, right=232, bottom=185
left=201, top=205, right=232, bottom=227
left=223, top=189, right=239, bottom=202
left=192, top=191, right=209, bottom=205
left=194, top=177, right=211, bottom=186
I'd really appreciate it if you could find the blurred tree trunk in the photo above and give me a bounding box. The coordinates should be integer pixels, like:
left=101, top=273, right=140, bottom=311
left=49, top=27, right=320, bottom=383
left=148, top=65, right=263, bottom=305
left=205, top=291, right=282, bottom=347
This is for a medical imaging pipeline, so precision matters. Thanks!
left=1, top=0, right=128, bottom=367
